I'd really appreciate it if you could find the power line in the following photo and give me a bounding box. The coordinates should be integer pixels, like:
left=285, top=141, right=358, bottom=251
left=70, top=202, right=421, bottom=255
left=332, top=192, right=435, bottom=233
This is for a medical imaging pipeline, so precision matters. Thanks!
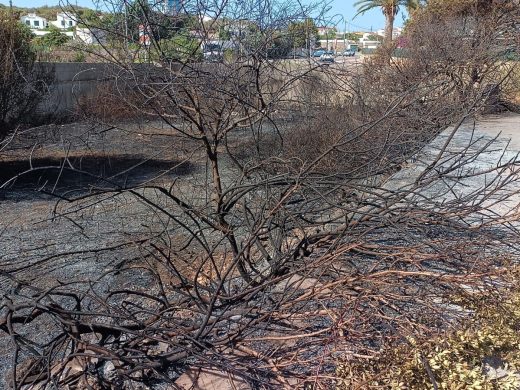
left=346, top=20, right=380, bottom=32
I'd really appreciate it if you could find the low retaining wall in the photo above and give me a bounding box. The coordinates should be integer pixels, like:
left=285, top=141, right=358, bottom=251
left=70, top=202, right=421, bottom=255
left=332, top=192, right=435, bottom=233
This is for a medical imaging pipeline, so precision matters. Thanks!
left=35, top=62, right=116, bottom=120
left=34, top=61, right=318, bottom=121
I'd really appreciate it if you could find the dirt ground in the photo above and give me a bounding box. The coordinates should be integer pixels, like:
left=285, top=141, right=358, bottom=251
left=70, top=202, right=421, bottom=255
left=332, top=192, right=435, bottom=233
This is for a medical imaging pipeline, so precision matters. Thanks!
left=0, top=121, right=205, bottom=387
left=1, top=113, right=519, bottom=388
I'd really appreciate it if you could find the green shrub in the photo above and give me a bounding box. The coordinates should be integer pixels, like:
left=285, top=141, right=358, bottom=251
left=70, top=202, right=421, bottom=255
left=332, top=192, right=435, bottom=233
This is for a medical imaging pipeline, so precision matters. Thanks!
left=35, top=26, right=70, bottom=49
left=223, top=49, right=236, bottom=63
left=73, top=50, right=86, bottom=62
left=0, top=12, right=49, bottom=135
left=336, top=271, right=520, bottom=389
left=155, top=34, right=202, bottom=63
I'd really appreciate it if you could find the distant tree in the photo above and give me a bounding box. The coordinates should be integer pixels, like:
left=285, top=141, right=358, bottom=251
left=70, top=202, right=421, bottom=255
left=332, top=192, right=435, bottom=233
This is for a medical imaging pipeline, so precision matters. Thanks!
left=354, top=0, right=420, bottom=45
left=345, top=32, right=363, bottom=41
left=367, top=34, right=384, bottom=41
left=325, top=27, right=337, bottom=39
left=218, top=26, right=231, bottom=40
left=155, top=32, right=202, bottom=62
left=287, top=18, right=318, bottom=48
left=95, top=0, right=187, bottom=43
left=76, top=8, right=102, bottom=27
left=267, top=31, right=292, bottom=58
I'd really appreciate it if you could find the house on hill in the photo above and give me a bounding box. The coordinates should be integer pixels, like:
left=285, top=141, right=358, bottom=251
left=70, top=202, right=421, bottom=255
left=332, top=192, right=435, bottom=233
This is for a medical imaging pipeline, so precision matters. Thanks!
left=20, top=13, right=48, bottom=29
left=375, top=26, right=403, bottom=40
left=49, top=12, right=77, bottom=29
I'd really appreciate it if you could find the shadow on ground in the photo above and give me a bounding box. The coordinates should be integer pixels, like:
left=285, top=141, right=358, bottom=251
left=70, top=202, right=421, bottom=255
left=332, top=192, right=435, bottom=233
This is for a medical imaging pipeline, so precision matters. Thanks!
left=0, top=155, right=192, bottom=200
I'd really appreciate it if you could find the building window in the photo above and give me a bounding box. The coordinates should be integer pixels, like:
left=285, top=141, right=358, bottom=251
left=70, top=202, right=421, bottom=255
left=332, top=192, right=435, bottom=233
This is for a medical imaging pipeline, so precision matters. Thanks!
left=25, top=20, right=30, bottom=26
left=34, top=20, right=39, bottom=27
left=61, top=20, right=65, bottom=26
left=69, top=20, right=73, bottom=26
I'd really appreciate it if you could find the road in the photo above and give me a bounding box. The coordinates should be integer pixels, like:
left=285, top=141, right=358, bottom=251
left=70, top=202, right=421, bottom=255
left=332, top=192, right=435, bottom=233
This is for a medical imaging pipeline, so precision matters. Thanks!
left=387, top=112, right=520, bottom=225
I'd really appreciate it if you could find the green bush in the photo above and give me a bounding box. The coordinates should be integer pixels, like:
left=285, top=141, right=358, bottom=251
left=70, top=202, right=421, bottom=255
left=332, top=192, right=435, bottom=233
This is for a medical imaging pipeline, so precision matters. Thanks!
left=336, top=270, right=520, bottom=389
left=0, top=12, right=49, bottom=135
left=155, top=34, right=202, bottom=63
left=223, top=48, right=236, bottom=63
left=35, top=26, right=70, bottom=49
left=73, top=51, right=86, bottom=62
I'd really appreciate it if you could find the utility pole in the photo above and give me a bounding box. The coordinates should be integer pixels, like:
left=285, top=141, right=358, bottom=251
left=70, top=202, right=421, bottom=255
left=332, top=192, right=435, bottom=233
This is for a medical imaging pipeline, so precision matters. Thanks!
left=124, top=0, right=129, bottom=51
left=343, top=19, right=346, bottom=50
left=306, top=20, right=310, bottom=59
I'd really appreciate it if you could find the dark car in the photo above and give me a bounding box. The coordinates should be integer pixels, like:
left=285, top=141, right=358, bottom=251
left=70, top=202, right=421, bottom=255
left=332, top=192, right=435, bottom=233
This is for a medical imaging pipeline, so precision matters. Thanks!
left=312, top=49, right=326, bottom=57
left=203, top=44, right=223, bottom=62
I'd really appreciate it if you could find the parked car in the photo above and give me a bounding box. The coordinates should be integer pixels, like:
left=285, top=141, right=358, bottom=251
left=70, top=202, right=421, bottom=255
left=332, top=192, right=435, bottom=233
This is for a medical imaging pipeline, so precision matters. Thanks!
left=203, top=43, right=223, bottom=62
left=341, top=49, right=356, bottom=57
left=312, top=49, right=326, bottom=57
left=319, top=53, right=334, bottom=64
left=203, top=51, right=223, bottom=62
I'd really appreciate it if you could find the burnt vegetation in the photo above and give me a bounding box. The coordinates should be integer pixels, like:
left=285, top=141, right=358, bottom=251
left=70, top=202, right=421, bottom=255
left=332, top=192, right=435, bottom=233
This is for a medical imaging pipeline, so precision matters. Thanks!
left=1, top=0, right=520, bottom=389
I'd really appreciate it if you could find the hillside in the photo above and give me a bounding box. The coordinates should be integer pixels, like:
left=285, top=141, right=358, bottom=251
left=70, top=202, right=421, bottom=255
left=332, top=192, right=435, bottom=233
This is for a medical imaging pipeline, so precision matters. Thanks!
left=0, top=3, right=97, bottom=19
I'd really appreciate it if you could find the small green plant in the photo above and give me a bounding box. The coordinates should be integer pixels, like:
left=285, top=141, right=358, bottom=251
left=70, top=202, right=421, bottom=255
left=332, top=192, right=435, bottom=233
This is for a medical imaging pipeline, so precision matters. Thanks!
left=73, top=50, right=86, bottom=62
left=366, top=34, right=383, bottom=42
left=287, top=18, right=319, bottom=48
left=223, top=48, right=236, bottom=62
left=337, top=271, right=520, bottom=389
left=344, top=32, right=363, bottom=41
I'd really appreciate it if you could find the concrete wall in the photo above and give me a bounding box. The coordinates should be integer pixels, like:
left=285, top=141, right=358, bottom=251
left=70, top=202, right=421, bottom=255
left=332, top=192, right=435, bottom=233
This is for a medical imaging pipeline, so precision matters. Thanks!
left=34, top=62, right=177, bottom=121
left=34, top=61, right=318, bottom=122
left=35, top=62, right=116, bottom=120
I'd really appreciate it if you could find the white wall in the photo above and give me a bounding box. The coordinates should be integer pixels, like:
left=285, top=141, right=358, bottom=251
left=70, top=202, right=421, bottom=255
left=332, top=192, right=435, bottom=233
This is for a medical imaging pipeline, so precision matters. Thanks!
left=50, top=13, right=77, bottom=29
left=75, top=28, right=106, bottom=45
left=20, top=14, right=47, bottom=29
left=32, top=30, right=74, bottom=38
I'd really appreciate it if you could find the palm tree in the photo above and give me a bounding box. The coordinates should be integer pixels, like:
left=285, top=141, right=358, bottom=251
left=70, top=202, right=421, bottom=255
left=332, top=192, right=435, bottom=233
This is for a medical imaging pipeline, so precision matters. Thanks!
left=354, top=0, right=420, bottom=45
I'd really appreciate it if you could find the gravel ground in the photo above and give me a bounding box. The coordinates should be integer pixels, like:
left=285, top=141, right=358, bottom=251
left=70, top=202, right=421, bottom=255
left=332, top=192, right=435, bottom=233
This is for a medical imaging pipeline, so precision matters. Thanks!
left=0, top=119, right=258, bottom=388
left=1, top=113, right=519, bottom=388
left=0, top=121, right=206, bottom=388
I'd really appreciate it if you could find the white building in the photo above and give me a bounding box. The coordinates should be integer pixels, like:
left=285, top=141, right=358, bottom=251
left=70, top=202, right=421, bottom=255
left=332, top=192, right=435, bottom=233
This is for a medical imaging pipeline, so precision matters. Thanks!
left=20, top=13, right=48, bottom=29
left=75, top=27, right=106, bottom=45
left=357, top=33, right=382, bottom=49
left=375, top=27, right=403, bottom=39
left=50, top=12, right=77, bottom=29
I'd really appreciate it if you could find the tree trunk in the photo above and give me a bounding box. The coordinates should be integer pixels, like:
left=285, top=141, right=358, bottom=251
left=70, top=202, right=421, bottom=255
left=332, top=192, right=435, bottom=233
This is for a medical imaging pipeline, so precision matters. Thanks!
left=384, top=11, right=395, bottom=47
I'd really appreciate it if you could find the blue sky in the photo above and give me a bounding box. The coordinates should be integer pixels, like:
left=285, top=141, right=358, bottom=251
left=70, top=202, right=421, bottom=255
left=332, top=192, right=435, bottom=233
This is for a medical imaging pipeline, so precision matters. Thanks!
left=323, top=1, right=405, bottom=32
left=5, top=0, right=405, bottom=32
